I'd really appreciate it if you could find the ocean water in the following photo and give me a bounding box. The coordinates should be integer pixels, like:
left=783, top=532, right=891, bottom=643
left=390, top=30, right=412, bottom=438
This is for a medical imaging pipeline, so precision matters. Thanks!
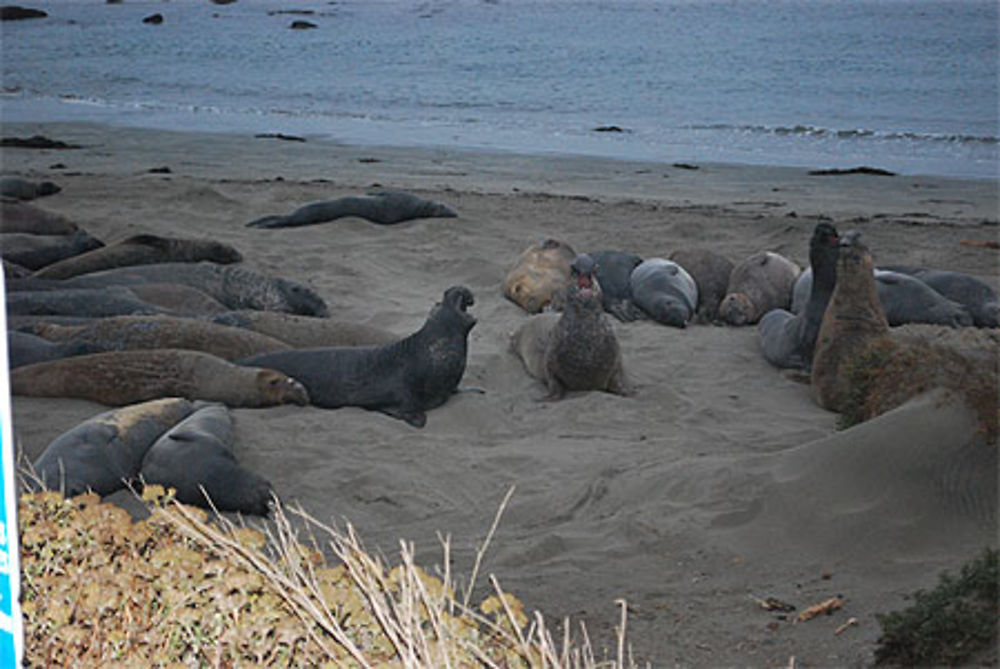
left=1, top=0, right=997, bottom=178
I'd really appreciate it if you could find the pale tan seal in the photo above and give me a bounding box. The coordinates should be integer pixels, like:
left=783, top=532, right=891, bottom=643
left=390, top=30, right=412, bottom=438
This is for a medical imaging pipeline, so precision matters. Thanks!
left=210, top=310, right=398, bottom=348
left=11, top=349, right=310, bottom=408
left=503, top=238, right=576, bottom=313
left=719, top=251, right=800, bottom=325
left=810, top=231, right=889, bottom=411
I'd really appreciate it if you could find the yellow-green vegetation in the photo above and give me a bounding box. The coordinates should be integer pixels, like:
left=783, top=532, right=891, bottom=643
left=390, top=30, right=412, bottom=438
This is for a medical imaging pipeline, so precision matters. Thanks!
left=19, top=488, right=635, bottom=667
left=874, top=547, right=999, bottom=666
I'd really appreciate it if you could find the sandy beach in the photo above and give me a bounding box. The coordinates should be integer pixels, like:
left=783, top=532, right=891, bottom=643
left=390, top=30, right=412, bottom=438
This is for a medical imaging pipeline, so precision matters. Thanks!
left=4, top=121, right=998, bottom=666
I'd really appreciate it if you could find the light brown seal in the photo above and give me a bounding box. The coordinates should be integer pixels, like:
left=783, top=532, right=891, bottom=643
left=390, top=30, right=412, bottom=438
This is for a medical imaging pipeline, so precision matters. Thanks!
left=210, top=310, right=398, bottom=348
left=125, top=283, right=230, bottom=316
left=719, top=251, right=800, bottom=325
left=810, top=231, right=889, bottom=411
left=33, top=315, right=292, bottom=361
left=0, top=201, right=78, bottom=235
left=34, top=233, right=243, bottom=279
left=503, top=238, right=576, bottom=313
left=11, top=349, right=310, bottom=408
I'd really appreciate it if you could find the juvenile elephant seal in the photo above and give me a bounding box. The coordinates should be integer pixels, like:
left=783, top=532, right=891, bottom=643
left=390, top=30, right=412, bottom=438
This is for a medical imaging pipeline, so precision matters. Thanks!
left=5, top=287, right=170, bottom=318
left=211, top=310, right=398, bottom=348
left=29, top=398, right=196, bottom=497
left=33, top=315, right=291, bottom=361
left=34, top=233, right=243, bottom=279
left=0, top=201, right=78, bottom=234
left=719, top=251, right=800, bottom=326
left=668, top=248, right=734, bottom=323
left=0, top=177, right=60, bottom=200
left=140, top=403, right=273, bottom=516
left=7, top=330, right=105, bottom=369
left=11, top=261, right=329, bottom=316
left=502, top=238, right=576, bottom=313
left=514, top=254, right=630, bottom=398
left=1, top=230, right=104, bottom=271
left=589, top=250, right=644, bottom=321
left=246, top=191, right=458, bottom=228
left=11, top=349, right=310, bottom=408
left=240, top=286, right=476, bottom=427
left=758, top=223, right=840, bottom=370
left=628, top=258, right=698, bottom=327
left=811, top=231, right=890, bottom=411
left=881, top=266, right=998, bottom=328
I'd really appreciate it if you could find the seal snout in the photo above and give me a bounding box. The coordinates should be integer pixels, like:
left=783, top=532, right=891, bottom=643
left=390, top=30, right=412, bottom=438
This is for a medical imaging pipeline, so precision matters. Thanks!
left=444, top=285, right=475, bottom=312
left=570, top=253, right=599, bottom=296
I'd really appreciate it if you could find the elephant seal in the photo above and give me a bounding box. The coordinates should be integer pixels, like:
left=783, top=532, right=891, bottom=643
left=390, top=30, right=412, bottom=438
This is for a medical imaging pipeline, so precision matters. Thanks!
left=140, top=403, right=273, bottom=516
left=3, top=259, right=31, bottom=279
left=628, top=258, right=698, bottom=327
left=247, top=191, right=458, bottom=228
left=11, top=349, right=310, bottom=408
left=1, top=230, right=104, bottom=271
left=34, top=233, right=243, bottom=279
left=5, top=287, right=170, bottom=318
left=515, top=254, right=630, bottom=398
left=502, top=238, right=576, bottom=313
left=719, top=251, right=800, bottom=326
left=10, top=261, right=329, bottom=316
left=758, top=223, right=840, bottom=370
left=211, top=310, right=398, bottom=348
left=811, top=231, right=890, bottom=411
left=126, top=283, right=230, bottom=316
left=668, top=248, right=734, bottom=323
left=239, top=286, right=476, bottom=427
left=589, top=250, right=644, bottom=321
left=7, top=330, right=105, bottom=369
left=0, top=201, right=78, bottom=234
left=33, top=315, right=292, bottom=361
left=880, top=266, right=998, bottom=328
left=29, top=398, right=196, bottom=497
left=0, top=177, right=60, bottom=201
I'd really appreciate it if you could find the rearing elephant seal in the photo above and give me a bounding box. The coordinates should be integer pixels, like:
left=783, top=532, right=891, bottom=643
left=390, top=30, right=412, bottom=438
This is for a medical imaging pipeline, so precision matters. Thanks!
left=239, top=286, right=476, bottom=427
left=34, top=233, right=243, bottom=279
left=246, top=191, right=458, bottom=228
left=140, top=403, right=273, bottom=516
left=11, top=349, right=310, bottom=408
left=29, top=398, right=196, bottom=497
left=811, top=231, right=890, bottom=411
left=719, top=251, right=801, bottom=326
left=758, top=222, right=840, bottom=370
left=502, top=238, right=576, bottom=313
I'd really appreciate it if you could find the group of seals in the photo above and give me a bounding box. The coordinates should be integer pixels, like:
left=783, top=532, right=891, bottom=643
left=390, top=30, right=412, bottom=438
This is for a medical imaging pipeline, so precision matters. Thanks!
left=511, top=254, right=630, bottom=398
left=240, top=286, right=477, bottom=427
left=247, top=191, right=458, bottom=228
left=502, top=238, right=576, bottom=313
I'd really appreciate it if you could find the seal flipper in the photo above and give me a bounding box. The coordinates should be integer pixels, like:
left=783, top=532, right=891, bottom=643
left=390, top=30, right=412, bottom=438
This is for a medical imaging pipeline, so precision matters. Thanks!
left=246, top=215, right=286, bottom=229
left=377, top=405, right=427, bottom=428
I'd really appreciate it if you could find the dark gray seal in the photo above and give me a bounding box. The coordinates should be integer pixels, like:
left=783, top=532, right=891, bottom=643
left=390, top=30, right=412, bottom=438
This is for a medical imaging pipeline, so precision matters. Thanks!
left=247, top=191, right=458, bottom=228
left=0, top=201, right=78, bottom=234
left=628, top=258, right=698, bottom=327
left=668, top=248, right=735, bottom=323
left=140, top=403, right=273, bottom=516
left=758, top=222, right=840, bottom=370
left=9, top=261, right=329, bottom=316
left=29, top=398, right=196, bottom=497
left=0, top=177, right=60, bottom=200
left=589, top=250, right=644, bottom=321
left=1, top=230, right=104, bottom=270
left=239, top=286, right=476, bottom=427
left=7, top=330, right=105, bottom=369
left=3, top=258, right=32, bottom=279
left=513, top=254, right=630, bottom=399
left=211, top=310, right=398, bottom=348
left=5, top=287, right=170, bottom=318
left=880, top=266, right=998, bottom=328
left=11, top=349, right=311, bottom=408
left=34, top=233, right=243, bottom=279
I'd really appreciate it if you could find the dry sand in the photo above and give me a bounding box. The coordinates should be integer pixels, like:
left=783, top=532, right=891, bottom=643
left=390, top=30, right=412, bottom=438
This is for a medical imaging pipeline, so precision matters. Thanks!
left=4, top=121, right=998, bottom=666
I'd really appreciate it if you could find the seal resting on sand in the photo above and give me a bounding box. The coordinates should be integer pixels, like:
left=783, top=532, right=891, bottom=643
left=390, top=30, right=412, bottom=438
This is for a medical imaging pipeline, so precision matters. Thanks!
left=811, top=231, right=889, bottom=411
left=29, top=398, right=196, bottom=497
left=0, top=201, right=78, bottom=235
left=628, top=258, right=698, bottom=328
left=32, top=314, right=292, bottom=361
left=0, top=177, right=60, bottom=201
left=7, top=330, right=104, bottom=369
left=880, top=266, right=998, bottom=328
left=5, top=287, right=170, bottom=318
left=246, top=191, right=458, bottom=228
left=758, top=222, right=840, bottom=370
left=1, top=230, right=104, bottom=271
left=140, top=403, right=273, bottom=516
left=211, top=310, right=398, bottom=348
left=589, top=250, right=644, bottom=321
left=719, top=251, right=800, bottom=326
left=239, top=286, right=476, bottom=427
left=34, top=233, right=243, bottom=279
left=11, top=349, right=310, bottom=408
left=668, top=248, right=734, bottom=323
left=513, top=254, right=630, bottom=398
left=502, top=238, right=576, bottom=313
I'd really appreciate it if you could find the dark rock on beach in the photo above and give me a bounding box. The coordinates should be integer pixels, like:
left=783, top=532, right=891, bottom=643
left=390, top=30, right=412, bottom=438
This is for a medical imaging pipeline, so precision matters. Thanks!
left=289, top=20, right=317, bottom=29
left=1, top=135, right=80, bottom=150
left=142, top=13, right=164, bottom=25
left=0, top=6, right=47, bottom=20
